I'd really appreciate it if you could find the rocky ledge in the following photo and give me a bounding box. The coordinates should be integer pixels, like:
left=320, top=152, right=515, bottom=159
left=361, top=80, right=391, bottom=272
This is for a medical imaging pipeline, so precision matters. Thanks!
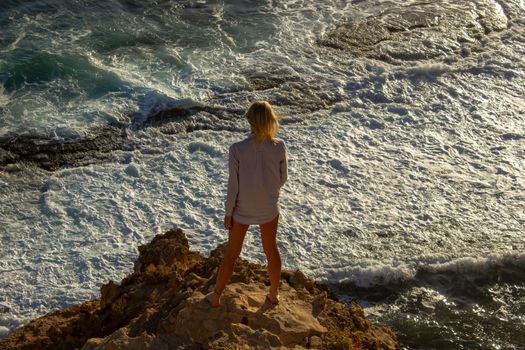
left=0, top=229, right=398, bottom=349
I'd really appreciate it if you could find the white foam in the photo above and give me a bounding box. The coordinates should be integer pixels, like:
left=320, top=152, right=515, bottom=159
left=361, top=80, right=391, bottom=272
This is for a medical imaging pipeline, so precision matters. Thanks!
left=317, top=252, right=525, bottom=288
left=422, top=252, right=525, bottom=275
left=1, top=0, right=525, bottom=336
left=404, top=63, right=452, bottom=79
left=187, top=142, right=223, bottom=158
left=0, top=326, right=9, bottom=337
left=0, top=31, right=26, bottom=54
left=323, top=263, right=417, bottom=288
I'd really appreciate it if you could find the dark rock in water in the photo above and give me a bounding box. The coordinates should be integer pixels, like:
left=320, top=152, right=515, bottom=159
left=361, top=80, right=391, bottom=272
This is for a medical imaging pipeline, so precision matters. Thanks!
left=501, top=133, right=524, bottom=141
left=318, top=0, right=509, bottom=64
left=0, top=228, right=399, bottom=350
left=144, top=104, right=241, bottom=124
left=0, top=104, right=245, bottom=171
left=0, top=78, right=342, bottom=172
left=319, top=17, right=393, bottom=52
left=246, top=73, right=289, bottom=91
left=144, top=106, right=194, bottom=124
left=124, top=163, right=140, bottom=177
left=142, top=104, right=247, bottom=135
left=242, top=66, right=346, bottom=115
left=0, top=125, right=132, bottom=171
left=0, top=304, right=10, bottom=313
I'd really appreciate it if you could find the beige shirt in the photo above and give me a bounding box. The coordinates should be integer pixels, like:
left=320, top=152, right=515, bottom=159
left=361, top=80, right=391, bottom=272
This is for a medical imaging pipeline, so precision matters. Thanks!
left=225, top=134, right=288, bottom=225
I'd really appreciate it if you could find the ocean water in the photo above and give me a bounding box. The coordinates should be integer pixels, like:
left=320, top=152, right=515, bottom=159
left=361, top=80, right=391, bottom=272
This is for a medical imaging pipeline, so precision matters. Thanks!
left=0, top=0, right=524, bottom=348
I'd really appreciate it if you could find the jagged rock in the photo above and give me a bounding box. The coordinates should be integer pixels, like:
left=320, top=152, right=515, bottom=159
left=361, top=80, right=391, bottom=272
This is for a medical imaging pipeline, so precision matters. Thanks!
left=0, top=228, right=399, bottom=350
left=100, top=281, right=120, bottom=308
left=282, top=269, right=315, bottom=293
left=133, top=228, right=202, bottom=275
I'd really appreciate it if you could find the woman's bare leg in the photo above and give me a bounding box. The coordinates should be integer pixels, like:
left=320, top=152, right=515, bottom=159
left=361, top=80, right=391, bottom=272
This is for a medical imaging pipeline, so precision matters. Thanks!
left=206, top=218, right=249, bottom=306
left=260, top=214, right=281, bottom=304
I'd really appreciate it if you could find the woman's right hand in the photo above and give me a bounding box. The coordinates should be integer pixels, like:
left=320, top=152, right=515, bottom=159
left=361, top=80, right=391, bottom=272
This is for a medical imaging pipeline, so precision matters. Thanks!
left=224, top=215, right=233, bottom=230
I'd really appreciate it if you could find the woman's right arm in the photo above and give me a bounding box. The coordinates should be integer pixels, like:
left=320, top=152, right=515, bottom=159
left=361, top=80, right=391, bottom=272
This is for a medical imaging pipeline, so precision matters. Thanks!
left=225, top=144, right=239, bottom=217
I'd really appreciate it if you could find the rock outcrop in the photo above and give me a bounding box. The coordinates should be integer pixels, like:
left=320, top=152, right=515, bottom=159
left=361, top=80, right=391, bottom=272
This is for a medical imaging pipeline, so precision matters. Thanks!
left=0, top=228, right=399, bottom=349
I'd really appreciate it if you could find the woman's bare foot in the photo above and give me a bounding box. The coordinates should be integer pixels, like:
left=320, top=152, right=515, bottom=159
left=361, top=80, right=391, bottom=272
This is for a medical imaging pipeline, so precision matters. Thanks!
left=205, top=291, right=221, bottom=307
left=266, top=292, right=280, bottom=305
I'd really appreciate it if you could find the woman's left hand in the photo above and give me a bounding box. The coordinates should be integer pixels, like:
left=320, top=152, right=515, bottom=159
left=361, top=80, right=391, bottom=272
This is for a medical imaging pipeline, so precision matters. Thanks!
left=224, top=215, right=233, bottom=230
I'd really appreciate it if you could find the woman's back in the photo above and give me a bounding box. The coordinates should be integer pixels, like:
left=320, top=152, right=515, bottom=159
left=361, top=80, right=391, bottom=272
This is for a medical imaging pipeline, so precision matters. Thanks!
left=225, top=134, right=287, bottom=225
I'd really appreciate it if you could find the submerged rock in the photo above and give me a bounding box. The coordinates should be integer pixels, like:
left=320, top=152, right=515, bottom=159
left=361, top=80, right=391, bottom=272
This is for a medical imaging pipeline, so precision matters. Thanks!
left=0, top=228, right=398, bottom=350
left=318, top=0, right=510, bottom=64
left=0, top=124, right=131, bottom=171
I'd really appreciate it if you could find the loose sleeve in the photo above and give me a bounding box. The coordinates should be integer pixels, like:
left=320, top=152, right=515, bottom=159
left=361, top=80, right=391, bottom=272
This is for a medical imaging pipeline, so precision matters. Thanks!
left=224, top=144, right=239, bottom=216
left=279, top=142, right=288, bottom=187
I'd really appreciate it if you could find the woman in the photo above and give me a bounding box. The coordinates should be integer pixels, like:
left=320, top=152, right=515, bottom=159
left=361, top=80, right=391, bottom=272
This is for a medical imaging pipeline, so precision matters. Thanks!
left=206, top=100, right=288, bottom=307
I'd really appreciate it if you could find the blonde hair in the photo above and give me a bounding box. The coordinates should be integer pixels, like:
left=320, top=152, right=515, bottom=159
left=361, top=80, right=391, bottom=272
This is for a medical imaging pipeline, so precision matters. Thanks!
left=245, top=100, right=279, bottom=144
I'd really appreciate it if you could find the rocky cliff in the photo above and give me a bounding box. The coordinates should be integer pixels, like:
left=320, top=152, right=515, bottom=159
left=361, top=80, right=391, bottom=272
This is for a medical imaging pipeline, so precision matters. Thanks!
left=0, top=229, right=398, bottom=349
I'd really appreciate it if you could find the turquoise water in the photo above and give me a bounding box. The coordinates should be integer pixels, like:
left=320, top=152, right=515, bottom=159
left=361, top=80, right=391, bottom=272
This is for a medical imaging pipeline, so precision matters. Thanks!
left=1, top=1, right=524, bottom=348
left=0, top=0, right=279, bottom=135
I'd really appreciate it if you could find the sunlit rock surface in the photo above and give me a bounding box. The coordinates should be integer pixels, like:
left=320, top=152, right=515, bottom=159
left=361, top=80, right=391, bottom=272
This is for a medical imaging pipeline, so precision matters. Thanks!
left=0, top=228, right=398, bottom=350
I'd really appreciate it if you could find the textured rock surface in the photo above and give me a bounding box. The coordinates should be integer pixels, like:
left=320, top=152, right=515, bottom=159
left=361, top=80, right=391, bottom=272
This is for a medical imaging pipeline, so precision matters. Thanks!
left=0, top=228, right=399, bottom=349
left=318, top=0, right=511, bottom=64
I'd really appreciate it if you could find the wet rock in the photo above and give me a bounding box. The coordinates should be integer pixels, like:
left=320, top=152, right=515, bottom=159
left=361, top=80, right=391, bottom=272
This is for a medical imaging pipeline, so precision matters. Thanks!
left=319, top=0, right=509, bottom=64
left=0, top=88, right=336, bottom=173
left=0, top=125, right=131, bottom=171
left=124, top=163, right=140, bottom=177
left=246, top=74, right=288, bottom=91
left=0, top=103, right=245, bottom=171
left=143, top=104, right=242, bottom=128
left=501, top=133, right=524, bottom=141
